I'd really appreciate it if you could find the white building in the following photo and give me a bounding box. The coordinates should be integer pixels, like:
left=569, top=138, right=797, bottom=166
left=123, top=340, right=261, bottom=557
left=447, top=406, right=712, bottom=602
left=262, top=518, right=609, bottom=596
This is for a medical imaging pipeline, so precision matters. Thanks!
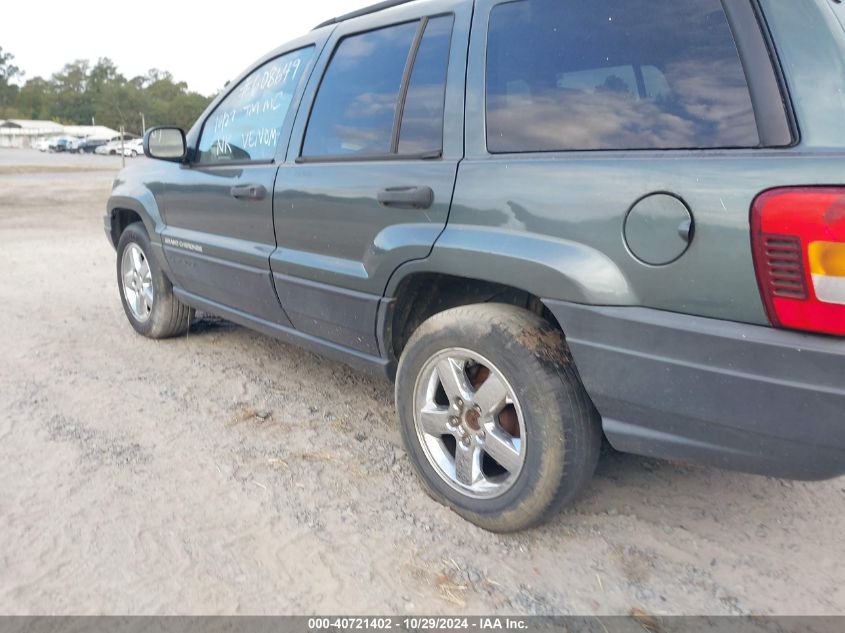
left=62, top=125, right=121, bottom=140
left=0, top=120, right=120, bottom=148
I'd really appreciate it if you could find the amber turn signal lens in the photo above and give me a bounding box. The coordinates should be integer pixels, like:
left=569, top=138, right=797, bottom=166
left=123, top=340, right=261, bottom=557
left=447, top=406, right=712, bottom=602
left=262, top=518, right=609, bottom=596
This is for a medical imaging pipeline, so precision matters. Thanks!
left=809, top=241, right=845, bottom=306
left=808, top=241, right=845, bottom=277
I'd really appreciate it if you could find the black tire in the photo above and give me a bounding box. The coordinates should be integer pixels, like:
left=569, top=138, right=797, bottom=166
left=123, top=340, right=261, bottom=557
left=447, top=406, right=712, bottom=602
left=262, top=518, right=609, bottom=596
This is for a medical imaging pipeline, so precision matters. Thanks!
left=116, top=222, right=194, bottom=339
left=395, top=303, right=601, bottom=532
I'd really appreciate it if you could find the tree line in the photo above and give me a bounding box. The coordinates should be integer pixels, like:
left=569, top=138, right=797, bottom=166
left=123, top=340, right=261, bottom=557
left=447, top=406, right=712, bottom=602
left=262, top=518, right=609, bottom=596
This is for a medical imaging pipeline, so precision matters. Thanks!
left=0, top=47, right=213, bottom=134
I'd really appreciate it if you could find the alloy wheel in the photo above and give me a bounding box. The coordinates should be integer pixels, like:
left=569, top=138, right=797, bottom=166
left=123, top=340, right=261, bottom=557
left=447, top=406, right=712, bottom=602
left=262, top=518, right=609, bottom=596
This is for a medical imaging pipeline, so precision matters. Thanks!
left=413, top=348, right=526, bottom=499
left=121, top=243, right=154, bottom=322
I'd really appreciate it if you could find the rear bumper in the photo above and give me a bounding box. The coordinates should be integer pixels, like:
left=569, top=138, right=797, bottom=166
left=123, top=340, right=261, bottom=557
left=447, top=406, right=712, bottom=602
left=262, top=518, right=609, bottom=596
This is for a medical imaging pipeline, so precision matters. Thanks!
left=544, top=301, right=845, bottom=480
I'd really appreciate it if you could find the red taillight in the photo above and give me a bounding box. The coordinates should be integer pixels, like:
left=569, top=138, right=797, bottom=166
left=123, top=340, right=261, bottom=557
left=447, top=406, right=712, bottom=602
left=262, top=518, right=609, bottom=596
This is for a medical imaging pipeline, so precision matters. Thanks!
left=751, top=188, right=845, bottom=336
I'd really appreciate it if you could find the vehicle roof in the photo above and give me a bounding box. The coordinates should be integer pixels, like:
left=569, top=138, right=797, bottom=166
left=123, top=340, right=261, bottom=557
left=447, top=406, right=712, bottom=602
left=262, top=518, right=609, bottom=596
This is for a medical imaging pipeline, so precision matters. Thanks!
left=314, top=0, right=440, bottom=29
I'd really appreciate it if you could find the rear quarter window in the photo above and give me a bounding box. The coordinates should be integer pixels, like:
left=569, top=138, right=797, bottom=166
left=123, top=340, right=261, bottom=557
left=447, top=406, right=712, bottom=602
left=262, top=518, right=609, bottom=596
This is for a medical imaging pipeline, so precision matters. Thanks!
left=485, top=0, right=760, bottom=153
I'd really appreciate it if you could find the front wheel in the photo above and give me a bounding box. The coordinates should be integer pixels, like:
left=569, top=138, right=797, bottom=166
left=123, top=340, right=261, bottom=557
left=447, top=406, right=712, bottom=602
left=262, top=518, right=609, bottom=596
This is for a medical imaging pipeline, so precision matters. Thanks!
left=396, top=304, right=601, bottom=532
left=116, top=222, right=194, bottom=339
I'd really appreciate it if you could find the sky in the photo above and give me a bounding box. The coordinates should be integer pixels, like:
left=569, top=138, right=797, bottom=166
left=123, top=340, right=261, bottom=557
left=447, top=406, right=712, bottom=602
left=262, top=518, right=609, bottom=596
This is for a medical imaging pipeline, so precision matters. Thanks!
left=1, top=0, right=367, bottom=96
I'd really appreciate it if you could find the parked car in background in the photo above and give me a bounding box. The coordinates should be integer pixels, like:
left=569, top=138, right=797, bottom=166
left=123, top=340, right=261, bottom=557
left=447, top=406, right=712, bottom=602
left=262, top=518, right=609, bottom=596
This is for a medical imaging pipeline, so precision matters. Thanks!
left=95, top=141, right=121, bottom=155
left=54, top=137, right=74, bottom=153
left=48, top=136, right=69, bottom=152
left=96, top=137, right=141, bottom=156
left=66, top=138, right=85, bottom=153
left=106, top=0, right=845, bottom=532
left=77, top=138, right=109, bottom=154
left=34, top=137, right=57, bottom=152
left=120, top=139, right=144, bottom=157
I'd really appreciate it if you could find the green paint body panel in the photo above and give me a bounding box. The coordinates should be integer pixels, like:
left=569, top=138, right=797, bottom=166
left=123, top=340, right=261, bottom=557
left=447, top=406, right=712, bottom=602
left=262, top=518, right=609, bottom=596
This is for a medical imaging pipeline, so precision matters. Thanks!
left=436, top=152, right=845, bottom=324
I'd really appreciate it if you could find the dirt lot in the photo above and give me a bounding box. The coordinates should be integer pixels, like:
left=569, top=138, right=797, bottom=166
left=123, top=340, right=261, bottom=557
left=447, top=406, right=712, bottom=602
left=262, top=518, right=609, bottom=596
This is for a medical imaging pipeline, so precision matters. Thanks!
left=0, top=148, right=843, bottom=615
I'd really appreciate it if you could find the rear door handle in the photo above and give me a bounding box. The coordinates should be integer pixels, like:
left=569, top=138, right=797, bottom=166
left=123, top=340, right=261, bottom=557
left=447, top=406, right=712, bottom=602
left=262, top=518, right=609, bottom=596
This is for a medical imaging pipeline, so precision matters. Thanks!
left=377, top=186, right=434, bottom=210
left=230, top=184, right=267, bottom=201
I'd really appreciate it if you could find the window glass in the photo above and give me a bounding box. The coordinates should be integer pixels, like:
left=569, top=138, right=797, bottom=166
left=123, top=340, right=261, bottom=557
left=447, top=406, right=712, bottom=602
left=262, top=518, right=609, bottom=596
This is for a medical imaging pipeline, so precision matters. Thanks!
left=557, top=66, right=637, bottom=95
left=833, top=2, right=845, bottom=31
left=302, top=21, right=419, bottom=157
left=556, top=65, right=673, bottom=101
left=197, top=46, right=313, bottom=163
left=642, top=66, right=672, bottom=100
left=485, top=0, right=759, bottom=152
left=398, top=15, right=454, bottom=154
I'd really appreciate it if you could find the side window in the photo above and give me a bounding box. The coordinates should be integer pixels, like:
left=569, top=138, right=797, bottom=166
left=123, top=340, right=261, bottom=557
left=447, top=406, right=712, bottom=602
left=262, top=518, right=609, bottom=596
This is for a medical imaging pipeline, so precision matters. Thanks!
left=303, top=22, right=419, bottom=157
left=556, top=66, right=638, bottom=96
left=302, top=16, right=453, bottom=159
left=556, top=65, right=672, bottom=100
left=485, top=0, right=759, bottom=153
left=398, top=16, right=454, bottom=154
left=834, top=2, right=845, bottom=31
left=197, top=47, right=314, bottom=163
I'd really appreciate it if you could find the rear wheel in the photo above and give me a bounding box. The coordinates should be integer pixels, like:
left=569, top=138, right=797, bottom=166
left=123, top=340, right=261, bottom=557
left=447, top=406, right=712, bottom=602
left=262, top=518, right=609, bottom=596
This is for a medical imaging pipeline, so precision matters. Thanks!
left=396, top=304, right=601, bottom=532
left=116, top=222, right=193, bottom=339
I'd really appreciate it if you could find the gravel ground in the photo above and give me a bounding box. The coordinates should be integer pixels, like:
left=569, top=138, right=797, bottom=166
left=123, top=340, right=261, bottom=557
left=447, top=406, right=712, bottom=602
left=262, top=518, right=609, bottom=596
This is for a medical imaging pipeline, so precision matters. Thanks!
left=1, top=148, right=843, bottom=615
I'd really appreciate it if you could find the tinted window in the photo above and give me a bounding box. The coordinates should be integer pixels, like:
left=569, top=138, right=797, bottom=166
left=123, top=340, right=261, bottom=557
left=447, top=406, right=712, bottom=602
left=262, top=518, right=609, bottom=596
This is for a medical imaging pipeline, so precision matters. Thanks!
left=834, top=3, right=845, bottom=31
left=303, top=22, right=419, bottom=157
left=398, top=15, right=454, bottom=154
left=486, top=0, right=759, bottom=152
left=197, top=47, right=313, bottom=163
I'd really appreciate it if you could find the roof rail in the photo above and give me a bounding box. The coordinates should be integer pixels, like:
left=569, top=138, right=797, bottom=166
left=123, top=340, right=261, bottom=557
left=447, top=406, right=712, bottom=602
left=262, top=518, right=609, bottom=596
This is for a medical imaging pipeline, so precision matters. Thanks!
left=313, top=0, right=422, bottom=29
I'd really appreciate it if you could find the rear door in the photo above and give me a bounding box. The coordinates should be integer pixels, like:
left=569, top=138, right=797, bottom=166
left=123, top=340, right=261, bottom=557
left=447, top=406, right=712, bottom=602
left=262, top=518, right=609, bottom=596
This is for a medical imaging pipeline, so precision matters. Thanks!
left=159, top=42, right=320, bottom=325
left=271, top=0, right=470, bottom=356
